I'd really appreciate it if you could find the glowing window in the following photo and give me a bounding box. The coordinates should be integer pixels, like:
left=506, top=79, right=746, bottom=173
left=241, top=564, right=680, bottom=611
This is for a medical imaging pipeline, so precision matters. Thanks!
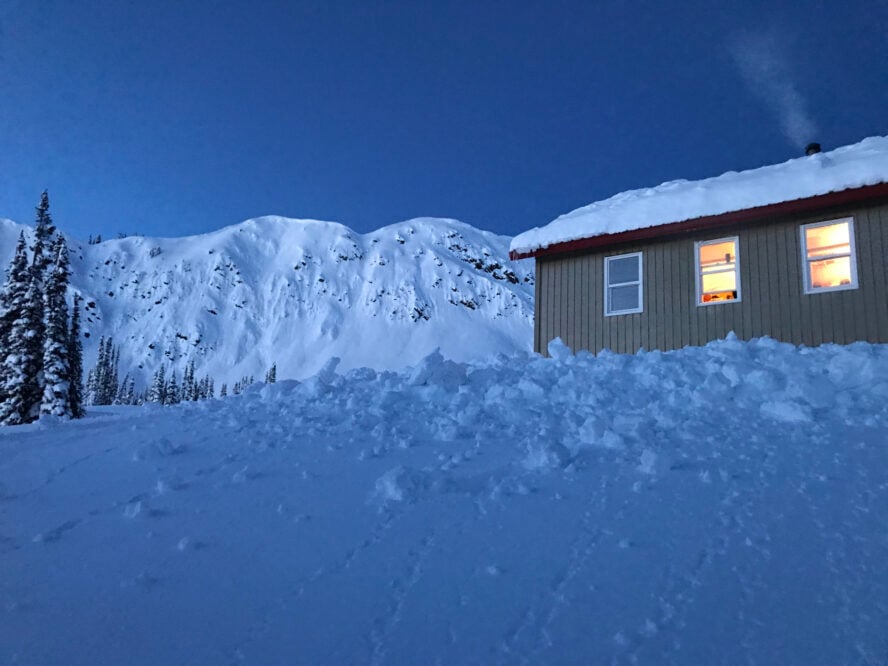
left=604, top=252, right=643, bottom=316
left=801, top=218, right=858, bottom=293
left=695, top=237, right=740, bottom=305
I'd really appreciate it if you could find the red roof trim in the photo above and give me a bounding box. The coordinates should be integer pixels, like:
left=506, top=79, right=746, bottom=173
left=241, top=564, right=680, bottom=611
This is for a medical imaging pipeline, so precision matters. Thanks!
left=510, top=182, right=888, bottom=261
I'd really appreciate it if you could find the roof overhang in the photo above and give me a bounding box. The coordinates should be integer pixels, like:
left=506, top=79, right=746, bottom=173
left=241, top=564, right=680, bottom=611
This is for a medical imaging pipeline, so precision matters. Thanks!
left=510, top=182, right=888, bottom=261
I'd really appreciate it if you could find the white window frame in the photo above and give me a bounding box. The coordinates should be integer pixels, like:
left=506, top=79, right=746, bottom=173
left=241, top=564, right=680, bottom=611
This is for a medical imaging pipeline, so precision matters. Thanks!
left=695, top=236, right=741, bottom=307
left=800, top=217, right=859, bottom=294
left=604, top=252, right=643, bottom=316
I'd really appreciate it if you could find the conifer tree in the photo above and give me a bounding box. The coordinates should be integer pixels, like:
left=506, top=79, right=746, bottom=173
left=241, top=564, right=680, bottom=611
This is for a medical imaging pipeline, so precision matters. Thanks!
left=86, top=337, right=103, bottom=405
left=88, top=338, right=105, bottom=405
left=149, top=365, right=166, bottom=404
left=124, top=375, right=136, bottom=405
left=183, top=359, right=196, bottom=401
left=115, top=373, right=136, bottom=406
left=265, top=362, right=277, bottom=384
left=0, top=234, right=29, bottom=348
left=85, top=367, right=96, bottom=405
left=85, top=336, right=121, bottom=406
left=220, top=383, right=227, bottom=398
left=0, top=234, right=29, bottom=411
left=40, top=236, right=71, bottom=416
left=0, top=276, right=44, bottom=424
left=26, top=192, right=57, bottom=387
left=102, top=338, right=119, bottom=405
left=33, top=191, right=56, bottom=253
left=67, top=295, right=84, bottom=418
left=167, top=369, right=180, bottom=405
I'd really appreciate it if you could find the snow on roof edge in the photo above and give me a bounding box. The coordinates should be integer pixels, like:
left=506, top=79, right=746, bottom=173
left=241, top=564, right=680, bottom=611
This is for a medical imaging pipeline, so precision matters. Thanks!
left=511, top=135, right=888, bottom=256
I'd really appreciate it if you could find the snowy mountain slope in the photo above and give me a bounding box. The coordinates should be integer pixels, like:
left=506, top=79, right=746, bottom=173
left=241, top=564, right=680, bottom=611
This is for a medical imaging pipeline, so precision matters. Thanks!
left=0, top=216, right=534, bottom=385
left=1, top=338, right=887, bottom=665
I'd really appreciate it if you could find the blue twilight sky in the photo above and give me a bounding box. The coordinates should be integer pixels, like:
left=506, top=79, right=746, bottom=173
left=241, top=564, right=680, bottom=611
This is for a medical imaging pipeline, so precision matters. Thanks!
left=0, top=1, right=885, bottom=241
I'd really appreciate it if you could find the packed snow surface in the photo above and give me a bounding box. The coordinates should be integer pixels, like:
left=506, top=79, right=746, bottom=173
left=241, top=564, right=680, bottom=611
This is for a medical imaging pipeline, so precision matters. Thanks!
left=3, top=337, right=888, bottom=664
left=511, top=135, right=888, bottom=255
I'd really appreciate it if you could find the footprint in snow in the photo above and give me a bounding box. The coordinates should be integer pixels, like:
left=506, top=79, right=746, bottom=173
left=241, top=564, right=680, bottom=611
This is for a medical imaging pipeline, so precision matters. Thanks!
left=33, top=519, right=81, bottom=544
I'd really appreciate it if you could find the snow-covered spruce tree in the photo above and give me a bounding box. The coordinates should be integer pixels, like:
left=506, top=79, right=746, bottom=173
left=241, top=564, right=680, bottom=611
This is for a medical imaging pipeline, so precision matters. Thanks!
left=0, top=234, right=29, bottom=400
left=32, top=191, right=57, bottom=278
left=125, top=376, right=136, bottom=405
left=91, top=337, right=120, bottom=406
left=87, top=337, right=108, bottom=405
left=182, top=359, right=196, bottom=401
left=0, top=273, right=45, bottom=424
left=40, top=236, right=72, bottom=417
left=167, top=369, right=180, bottom=405
left=200, top=375, right=214, bottom=399
left=116, top=374, right=135, bottom=406
left=67, top=294, right=84, bottom=418
left=0, top=234, right=31, bottom=422
left=0, top=193, right=69, bottom=425
left=220, top=383, right=227, bottom=398
left=265, top=362, right=276, bottom=384
left=0, top=235, right=28, bottom=349
left=148, top=365, right=166, bottom=405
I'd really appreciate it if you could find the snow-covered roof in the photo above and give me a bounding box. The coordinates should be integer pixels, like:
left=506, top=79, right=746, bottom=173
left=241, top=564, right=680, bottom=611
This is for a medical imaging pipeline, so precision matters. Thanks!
left=511, top=135, right=888, bottom=257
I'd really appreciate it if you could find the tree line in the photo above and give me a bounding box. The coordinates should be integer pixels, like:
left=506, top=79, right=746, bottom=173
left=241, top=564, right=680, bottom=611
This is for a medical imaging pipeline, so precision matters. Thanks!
left=1, top=192, right=280, bottom=426
left=85, top=338, right=277, bottom=407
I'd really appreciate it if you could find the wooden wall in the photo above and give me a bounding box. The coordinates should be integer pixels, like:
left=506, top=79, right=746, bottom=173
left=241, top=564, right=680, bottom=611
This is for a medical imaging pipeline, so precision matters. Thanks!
left=535, top=201, right=888, bottom=355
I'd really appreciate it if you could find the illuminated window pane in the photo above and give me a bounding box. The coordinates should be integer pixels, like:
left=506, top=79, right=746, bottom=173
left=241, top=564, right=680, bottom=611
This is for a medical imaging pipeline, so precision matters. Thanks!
left=696, top=237, right=740, bottom=305
left=699, top=241, right=736, bottom=270
left=701, top=270, right=736, bottom=294
left=801, top=218, right=858, bottom=293
left=809, top=256, right=852, bottom=289
left=805, top=222, right=850, bottom=259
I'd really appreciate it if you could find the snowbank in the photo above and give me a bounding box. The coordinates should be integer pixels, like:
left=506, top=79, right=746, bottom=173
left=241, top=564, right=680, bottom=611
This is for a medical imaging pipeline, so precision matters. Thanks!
left=2, top=338, right=887, bottom=664
left=511, top=135, right=888, bottom=255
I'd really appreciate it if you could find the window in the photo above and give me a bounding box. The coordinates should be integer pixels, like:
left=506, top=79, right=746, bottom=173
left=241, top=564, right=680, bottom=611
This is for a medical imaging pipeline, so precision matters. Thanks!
left=800, top=218, right=858, bottom=293
left=604, top=252, right=643, bottom=316
left=696, top=237, right=740, bottom=305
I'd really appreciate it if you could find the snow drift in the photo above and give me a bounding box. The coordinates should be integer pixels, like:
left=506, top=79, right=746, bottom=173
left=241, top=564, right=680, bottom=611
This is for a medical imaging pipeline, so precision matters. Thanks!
left=2, top=337, right=887, bottom=664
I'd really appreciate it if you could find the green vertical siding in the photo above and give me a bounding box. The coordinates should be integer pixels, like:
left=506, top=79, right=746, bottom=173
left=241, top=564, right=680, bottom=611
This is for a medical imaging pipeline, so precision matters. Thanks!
left=534, top=201, right=888, bottom=355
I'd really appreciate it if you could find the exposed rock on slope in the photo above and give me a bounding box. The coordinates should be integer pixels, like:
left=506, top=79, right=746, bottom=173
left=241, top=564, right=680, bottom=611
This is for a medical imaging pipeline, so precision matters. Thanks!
left=0, top=216, right=534, bottom=385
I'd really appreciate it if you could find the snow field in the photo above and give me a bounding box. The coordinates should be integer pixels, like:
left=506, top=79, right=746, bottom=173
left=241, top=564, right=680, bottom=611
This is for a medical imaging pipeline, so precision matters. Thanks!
left=1, top=337, right=888, bottom=664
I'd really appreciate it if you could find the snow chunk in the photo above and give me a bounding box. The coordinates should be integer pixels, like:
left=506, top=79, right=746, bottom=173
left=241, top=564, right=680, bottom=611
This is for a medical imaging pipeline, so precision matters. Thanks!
left=547, top=337, right=572, bottom=361
left=372, top=466, right=422, bottom=504
left=759, top=400, right=812, bottom=423
left=407, top=349, right=467, bottom=388
left=637, top=449, right=658, bottom=475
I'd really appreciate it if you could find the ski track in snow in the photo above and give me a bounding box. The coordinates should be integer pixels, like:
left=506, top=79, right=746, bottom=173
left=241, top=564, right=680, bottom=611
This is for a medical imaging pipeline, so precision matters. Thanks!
left=2, top=338, right=888, bottom=664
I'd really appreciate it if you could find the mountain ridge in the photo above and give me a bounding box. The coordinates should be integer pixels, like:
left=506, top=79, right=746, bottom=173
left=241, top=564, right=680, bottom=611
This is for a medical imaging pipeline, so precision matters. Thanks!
left=0, top=215, right=534, bottom=387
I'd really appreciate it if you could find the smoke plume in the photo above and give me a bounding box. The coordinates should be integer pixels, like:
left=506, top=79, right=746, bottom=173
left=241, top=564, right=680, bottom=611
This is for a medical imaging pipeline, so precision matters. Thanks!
left=729, top=31, right=818, bottom=150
